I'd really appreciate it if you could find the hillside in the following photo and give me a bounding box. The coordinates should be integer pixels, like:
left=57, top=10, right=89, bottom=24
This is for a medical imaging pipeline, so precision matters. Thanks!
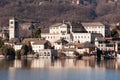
left=0, top=0, right=120, bottom=28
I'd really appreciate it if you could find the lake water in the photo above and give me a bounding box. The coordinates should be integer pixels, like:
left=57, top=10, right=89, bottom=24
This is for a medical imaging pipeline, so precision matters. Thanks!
left=0, top=57, right=120, bottom=80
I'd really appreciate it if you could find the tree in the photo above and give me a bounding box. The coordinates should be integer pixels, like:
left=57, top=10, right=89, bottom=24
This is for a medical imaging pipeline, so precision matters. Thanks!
left=16, top=50, right=21, bottom=59
left=0, top=38, right=4, bottom=48
left=21, top=44, right=29, bottom=56
left=1, top=45, right=15, bottom=59
left=111, top=29, right=119, bottom=38
left=33, top=28, right=41, bottom=38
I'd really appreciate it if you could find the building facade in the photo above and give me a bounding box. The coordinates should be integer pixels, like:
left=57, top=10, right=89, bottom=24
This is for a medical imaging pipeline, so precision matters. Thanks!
left=41, top=22, right=101, bottom=44
left=81, top=22, right=110, bottom=37
left=95, top=37, right=114, bottom=51
left=22, top=38, right=58, bottom=58
left=9, top=17, right=19, bottom=40
left=41, top=23, right=71, bottom=44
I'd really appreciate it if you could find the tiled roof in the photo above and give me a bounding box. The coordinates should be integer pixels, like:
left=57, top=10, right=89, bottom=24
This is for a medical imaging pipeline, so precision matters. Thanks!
left=22, top=38, right=40, bottom=43
left=55, top=38, right=68, bottom=44
left=50, top=23, right=63, bottom=27
left=22, top=38, right=49, bottom=45
left=77, top=42, right=95, bottom=48
left=33, top=40, right=48, bottom=45
left=81, top=22, right=104, bottom=26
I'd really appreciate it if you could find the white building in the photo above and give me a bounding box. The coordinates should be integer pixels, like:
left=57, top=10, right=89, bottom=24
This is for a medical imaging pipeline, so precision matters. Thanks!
left=72, top=33, right=93, bottom=43
left=41, top=22, right=100, bottom=44
left=13, top=44, right=22, bottom=51
left=54, top=38, right=68, bottom=50
left=41, top=22, right=110, bottom=51
left=63, top=42, right=76, bottom=57
left=9, top=17, right=19, bottom=40
left=95, top=37, right=114, bottom=51
left=41, top=23, right=71, bottom=44
left=22, top=38, right=58, bottom=58
left=81, top=22, right=110, bottom=37
left=49, top=23, right=70, bottom=34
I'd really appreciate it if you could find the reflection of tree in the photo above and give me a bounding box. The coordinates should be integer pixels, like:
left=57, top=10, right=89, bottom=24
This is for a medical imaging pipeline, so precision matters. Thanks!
left=0, top=59, right=14, bottom=69
left=21, top=59, right=32, bottom=69
left=61, top=59, right=66, bottom=67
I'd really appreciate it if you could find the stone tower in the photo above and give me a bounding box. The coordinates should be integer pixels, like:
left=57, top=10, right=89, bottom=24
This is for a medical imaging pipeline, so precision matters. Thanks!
left=9, top=17, right=19, bottom=40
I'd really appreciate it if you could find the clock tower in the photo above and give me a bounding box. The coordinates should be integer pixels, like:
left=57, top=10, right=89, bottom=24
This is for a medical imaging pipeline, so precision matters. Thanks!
left=9, top=17, right=19, bottom=40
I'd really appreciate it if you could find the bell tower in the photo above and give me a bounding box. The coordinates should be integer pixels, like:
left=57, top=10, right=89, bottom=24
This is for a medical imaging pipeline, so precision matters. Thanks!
left=9, top=17, right=19, bottom=40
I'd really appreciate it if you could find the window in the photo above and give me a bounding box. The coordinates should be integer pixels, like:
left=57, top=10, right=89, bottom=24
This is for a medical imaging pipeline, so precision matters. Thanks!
left=75, top=36, right=77, bottom=39
left=11, top=21, right=13, bottom=24
left=47, top=52, right=50, bottom=56
left=44, top=52, right=46, bottom=56
left=98, top=45, right=100, bottom=47
left=101, top=45, right=103, bottom=47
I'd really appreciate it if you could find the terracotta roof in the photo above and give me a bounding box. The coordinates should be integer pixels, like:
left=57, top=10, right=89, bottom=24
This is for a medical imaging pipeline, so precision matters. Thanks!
left=65, top=42, right=76, bottom=46
left=55, top=38, right=68, bottom=44
left=63, top=48, right=76, bottom=51
left=33, top=40, right=48, bottom=45
left=22, top=38, right=49, bottom=45
left=22, top=38, right=40, bottom=43
left=77, top=42, right=95, bottom=48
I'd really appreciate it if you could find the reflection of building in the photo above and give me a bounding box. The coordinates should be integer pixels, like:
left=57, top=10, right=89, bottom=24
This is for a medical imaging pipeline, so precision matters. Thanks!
left=31, top=59, right=51, bottom=68
left=9, top=17, right=19, bottom=40
left=14, top=60, right=22, bottom=68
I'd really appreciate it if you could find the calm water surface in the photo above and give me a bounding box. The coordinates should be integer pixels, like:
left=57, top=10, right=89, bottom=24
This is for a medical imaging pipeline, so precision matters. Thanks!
left=0, top=57, right=120, bottom=80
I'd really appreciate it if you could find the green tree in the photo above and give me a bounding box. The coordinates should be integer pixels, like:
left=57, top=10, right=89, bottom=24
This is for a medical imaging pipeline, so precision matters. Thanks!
left=16, top=50, right=21, bottom=58
left=21, top=44, right=29, bottom=56
left=0, top=38, right=4, bottom=48
left=110, top=29, right=119, bottom=38
left=33, top=28, right=41, bottom=38
left=1, top=45, right=15, bottom=58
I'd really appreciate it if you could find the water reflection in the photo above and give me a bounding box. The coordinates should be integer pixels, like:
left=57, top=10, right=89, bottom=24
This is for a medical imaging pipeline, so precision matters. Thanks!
left=0, top=57, right=120, bottom=70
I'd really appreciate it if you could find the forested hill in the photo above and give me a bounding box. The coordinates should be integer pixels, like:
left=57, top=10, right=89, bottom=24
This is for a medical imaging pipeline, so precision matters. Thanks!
left=0, top=0, right=120, bottom=27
